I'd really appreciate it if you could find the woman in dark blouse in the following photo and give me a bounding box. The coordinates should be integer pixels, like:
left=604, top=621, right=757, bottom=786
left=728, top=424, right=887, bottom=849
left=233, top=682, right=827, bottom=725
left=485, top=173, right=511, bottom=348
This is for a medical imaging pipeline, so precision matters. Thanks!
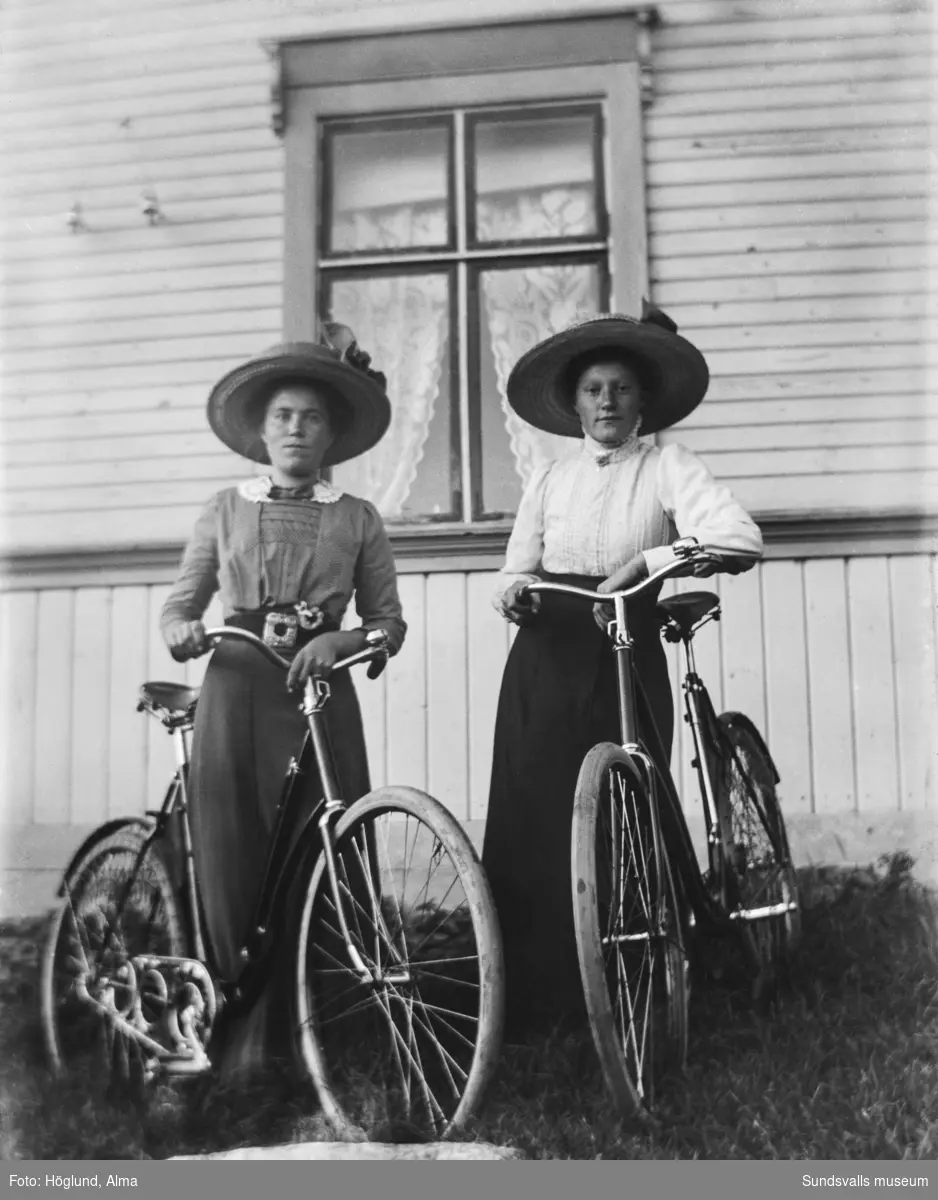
left=161, top=328, right=405, bottom=1075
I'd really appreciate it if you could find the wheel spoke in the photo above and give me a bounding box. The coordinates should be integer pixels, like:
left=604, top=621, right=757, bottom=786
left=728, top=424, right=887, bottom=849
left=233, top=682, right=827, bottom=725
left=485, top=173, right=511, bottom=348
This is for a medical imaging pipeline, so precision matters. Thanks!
left=42, top=834, right=184, bottom=1086
left=714, top=723, right=800, bottom=975
left=297, top=794, right=499, bottom=1139
left=575, top=750, right=689, bottom=1118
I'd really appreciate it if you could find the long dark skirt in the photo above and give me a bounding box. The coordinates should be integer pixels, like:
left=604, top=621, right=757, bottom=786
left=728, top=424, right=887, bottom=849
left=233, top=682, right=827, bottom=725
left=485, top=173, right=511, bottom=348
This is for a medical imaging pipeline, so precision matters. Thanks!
left=480, top=573, right=674, bottom=1032
left=188, top=638, right=371, bottom=1073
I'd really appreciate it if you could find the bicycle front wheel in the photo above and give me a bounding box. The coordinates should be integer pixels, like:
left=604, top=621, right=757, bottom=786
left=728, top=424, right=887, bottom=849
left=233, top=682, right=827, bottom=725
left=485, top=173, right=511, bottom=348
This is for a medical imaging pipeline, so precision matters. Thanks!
left=293, top=786, right=504, bottom=1139
left=572, top=743, right=689, bottom=1118
left=713, top=714, right=801, bottom=980
left=40, top=826, right=185, bottom=1089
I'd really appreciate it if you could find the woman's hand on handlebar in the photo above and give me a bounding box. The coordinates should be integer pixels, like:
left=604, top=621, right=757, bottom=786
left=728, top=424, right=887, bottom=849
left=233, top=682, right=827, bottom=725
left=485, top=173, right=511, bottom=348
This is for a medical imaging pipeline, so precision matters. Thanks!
left=593, top=554, right=649, bottom=631
left=501, top=579, right=541, bottom=627
left=286, top=631, right=361, bottom=691
left=165, top=619, right=209, bottom=662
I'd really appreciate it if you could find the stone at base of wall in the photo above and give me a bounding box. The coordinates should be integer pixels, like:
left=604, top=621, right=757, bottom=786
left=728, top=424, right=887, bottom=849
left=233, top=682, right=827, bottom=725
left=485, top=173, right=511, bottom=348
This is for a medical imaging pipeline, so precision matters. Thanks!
left=170, top=1141, right=522, bottom=1160
left=1, top=808, right=935, bottom=920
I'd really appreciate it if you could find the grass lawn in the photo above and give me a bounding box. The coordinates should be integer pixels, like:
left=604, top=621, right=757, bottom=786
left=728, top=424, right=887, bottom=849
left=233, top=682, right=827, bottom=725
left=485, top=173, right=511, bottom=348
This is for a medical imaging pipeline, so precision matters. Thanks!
left=1, top=853, right=935, bottom=1161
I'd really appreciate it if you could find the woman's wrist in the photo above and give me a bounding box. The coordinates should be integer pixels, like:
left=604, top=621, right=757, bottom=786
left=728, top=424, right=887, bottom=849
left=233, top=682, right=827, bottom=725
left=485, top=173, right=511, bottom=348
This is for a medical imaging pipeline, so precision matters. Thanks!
left=345, top=628, right=370, bottom=653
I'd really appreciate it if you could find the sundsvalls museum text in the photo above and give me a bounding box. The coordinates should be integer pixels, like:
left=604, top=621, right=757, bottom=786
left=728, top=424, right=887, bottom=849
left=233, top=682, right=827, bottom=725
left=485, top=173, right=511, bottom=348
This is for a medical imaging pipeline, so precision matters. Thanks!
left=803, top=1177, right=929, bottom=1189
left=10, top=1177, right=137, bottom=1189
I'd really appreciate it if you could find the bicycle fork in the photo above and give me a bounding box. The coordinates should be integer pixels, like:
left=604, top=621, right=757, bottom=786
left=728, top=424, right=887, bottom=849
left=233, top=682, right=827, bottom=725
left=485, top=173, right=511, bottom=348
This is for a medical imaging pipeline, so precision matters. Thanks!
left=303, top=678, right=410, bottom=988
left=607, top=596, right=669, bottom=939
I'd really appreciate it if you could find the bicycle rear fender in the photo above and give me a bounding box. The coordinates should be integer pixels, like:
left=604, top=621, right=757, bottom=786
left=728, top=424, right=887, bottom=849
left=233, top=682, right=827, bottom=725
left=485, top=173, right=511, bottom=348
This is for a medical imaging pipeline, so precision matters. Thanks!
left=717, top=711, right=780, bottom=784
left=55, top=817, right=158, bottom=898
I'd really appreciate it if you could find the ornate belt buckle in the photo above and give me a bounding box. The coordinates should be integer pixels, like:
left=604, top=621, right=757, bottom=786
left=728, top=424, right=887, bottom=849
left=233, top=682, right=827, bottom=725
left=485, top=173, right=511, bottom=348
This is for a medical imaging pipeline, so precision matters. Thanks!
left=263, top=611, right=298, bottom=649
left=295, top=601, right=325, bottom=632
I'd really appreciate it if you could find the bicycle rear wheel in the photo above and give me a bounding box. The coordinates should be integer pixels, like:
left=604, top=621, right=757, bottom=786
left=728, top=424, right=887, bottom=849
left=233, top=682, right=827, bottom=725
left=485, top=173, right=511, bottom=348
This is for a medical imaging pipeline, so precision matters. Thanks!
left=40, top=826, right=185, bottom=1090
left=712, top=714, right=801, bottom=981
left=293, top=786, right=504, bottom=1139
left=572, top=743, right=689, bottom=1118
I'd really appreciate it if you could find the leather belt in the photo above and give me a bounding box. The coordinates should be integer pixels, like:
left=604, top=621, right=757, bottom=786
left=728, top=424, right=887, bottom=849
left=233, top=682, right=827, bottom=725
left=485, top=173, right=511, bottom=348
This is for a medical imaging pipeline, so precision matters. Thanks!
left=225, top=603, right=337, bottom=652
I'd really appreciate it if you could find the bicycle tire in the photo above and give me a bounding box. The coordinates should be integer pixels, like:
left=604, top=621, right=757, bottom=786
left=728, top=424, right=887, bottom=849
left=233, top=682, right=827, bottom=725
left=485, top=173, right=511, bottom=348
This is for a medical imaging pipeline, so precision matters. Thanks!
left=711, top=714, right=801, bottom=982
left=292, top=785, right=504, bottom=1139
left=40, top=826, right=185, bottom=1088
left=572, top=743, right=690, bottom=1118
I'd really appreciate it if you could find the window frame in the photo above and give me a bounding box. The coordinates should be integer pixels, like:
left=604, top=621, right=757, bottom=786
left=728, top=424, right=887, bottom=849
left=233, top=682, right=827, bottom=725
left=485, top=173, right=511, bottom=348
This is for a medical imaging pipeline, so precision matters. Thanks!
left=320, top=113, right=458, bottom=259
left=463, top=101, right=609, bottom=252
left=279, top=15, right=651, bottom=560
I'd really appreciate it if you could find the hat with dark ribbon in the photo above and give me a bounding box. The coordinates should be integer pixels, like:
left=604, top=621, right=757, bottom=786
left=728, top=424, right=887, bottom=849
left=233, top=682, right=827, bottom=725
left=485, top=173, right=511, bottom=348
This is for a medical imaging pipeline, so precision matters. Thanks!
left=206, top=322, right=391, bottom=466
left=505, top=300, right=709, bottom=437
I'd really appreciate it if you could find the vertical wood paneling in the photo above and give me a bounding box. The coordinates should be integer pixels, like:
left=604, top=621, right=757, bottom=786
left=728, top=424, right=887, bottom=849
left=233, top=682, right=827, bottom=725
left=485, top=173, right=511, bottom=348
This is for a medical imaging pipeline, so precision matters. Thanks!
left=804, top=559, right=856, bottom=813
left=145, top=584, right=186, bottom=811
left=69, top=587, right=112, bottom=825
left=107, top=586, right=150, bottom=821
left=465, top=572, right=510, bottom=822
left=355, top=659, right=388, bottom=790
left=385, top=573, right=428, bottom=793
left=761, top=560, right=812, bottom=813
left=846, top=557, right=899, bottom=812
left=719, top=566, right=766, bottom=732
left=425, top=573, right=469, bottom=821
left=1, top=550, right=934, bottom=868
left=32, top=590, right=74, bottom=824
left=889, top=555, right=938, bottom=812
left=0, top=590, right=39, bottom=827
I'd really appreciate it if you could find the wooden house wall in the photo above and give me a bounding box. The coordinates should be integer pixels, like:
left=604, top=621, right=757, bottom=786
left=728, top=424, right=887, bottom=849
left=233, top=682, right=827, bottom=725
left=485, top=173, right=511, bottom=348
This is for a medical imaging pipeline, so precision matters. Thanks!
left=0, top=0, right=934, bottom=553
left=2, top=555, right=936, bottom=912
left=1, top=0, right=936, bottom=910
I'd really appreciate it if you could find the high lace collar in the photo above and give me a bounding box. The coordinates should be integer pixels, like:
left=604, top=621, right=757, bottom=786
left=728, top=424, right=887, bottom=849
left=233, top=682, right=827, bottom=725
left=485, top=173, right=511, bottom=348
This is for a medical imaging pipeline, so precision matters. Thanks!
left=580, top=430, right=642, bottom=467
left=237, top=475, right=344, bottom=504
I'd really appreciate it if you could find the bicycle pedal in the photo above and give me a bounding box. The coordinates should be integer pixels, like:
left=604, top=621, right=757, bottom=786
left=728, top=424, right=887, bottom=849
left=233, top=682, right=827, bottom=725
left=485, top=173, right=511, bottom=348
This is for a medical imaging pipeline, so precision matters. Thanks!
left=159, top=1053, right=212, bottom=1078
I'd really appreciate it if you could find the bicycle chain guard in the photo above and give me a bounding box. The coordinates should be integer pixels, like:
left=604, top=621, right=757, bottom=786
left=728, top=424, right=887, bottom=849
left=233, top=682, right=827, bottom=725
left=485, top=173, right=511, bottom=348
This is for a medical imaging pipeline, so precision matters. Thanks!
left=75, top=952, right=218, bottom=1079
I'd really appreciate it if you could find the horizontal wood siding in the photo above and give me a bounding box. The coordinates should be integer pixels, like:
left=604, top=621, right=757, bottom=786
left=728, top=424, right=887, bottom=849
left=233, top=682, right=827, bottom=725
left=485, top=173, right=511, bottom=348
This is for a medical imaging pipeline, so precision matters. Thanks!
left=1, top=558, right=935, bottom=853
left=1, top=0, right=935, bottom=554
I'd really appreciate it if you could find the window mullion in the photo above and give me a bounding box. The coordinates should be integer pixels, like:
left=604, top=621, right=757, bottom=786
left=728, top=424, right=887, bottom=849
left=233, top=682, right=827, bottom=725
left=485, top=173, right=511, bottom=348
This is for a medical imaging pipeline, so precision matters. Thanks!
left=454, top=110, right=473, bottom=525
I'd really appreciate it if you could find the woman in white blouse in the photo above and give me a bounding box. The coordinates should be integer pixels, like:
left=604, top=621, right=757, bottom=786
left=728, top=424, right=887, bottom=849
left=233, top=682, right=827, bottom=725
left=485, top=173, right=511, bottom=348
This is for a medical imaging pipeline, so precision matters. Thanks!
left=482, top=303, right=763, bottom=1037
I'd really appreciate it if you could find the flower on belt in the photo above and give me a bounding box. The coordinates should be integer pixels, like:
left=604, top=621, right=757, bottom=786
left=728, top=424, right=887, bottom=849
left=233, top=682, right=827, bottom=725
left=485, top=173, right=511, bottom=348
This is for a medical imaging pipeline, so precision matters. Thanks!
left=296, top=602, right=326, bottom=631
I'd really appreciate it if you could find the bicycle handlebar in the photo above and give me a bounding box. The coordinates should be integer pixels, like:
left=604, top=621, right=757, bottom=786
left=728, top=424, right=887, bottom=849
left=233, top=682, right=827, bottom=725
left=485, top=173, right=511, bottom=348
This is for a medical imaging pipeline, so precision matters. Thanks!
left=520, top=544, right=759, bottom=605
left=201, top=626, right=390, bottom=677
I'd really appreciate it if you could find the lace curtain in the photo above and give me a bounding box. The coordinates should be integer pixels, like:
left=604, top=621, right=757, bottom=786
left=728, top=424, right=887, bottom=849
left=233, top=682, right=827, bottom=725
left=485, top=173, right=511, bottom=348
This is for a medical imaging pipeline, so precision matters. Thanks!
left=479, top=185, right=600, bottom=489
left=329, top=204, right=449, bottom=519
left=327, top=184, right=600, bottom=510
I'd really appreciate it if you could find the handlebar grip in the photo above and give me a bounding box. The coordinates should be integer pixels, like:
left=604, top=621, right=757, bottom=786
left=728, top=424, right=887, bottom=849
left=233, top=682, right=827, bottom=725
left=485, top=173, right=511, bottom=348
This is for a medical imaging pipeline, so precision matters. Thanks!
left=366, top=653, right=388, bottom=680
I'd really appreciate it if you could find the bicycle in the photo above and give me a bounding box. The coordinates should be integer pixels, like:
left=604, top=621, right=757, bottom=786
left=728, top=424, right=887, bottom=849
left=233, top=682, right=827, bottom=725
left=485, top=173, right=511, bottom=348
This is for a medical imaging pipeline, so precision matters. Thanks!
left=521, top=536, right=800, bottom=1118
left=40, top=626, right=505, bottom=1139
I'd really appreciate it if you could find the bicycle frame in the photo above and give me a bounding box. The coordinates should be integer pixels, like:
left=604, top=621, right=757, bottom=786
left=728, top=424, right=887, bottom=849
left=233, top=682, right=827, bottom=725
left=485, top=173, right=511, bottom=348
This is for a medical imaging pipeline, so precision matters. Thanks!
left=522, top=544, right=755, bottom=931
left=179, top=627, right=390, bottom=992
left=72, top=626, right=393, bottom=1064
left=672, top=610, right=727, bottom=886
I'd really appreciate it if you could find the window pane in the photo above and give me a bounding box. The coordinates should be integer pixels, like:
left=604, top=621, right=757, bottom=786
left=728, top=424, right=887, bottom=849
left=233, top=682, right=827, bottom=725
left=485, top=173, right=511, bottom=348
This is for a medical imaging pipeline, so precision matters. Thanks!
left=326, top=272, right=455, bottom=522
left=477, top=261, right=604, bottom=517
left=472, top=110, right=600, bottom=244
left=326, top=123, right=451, bottom=254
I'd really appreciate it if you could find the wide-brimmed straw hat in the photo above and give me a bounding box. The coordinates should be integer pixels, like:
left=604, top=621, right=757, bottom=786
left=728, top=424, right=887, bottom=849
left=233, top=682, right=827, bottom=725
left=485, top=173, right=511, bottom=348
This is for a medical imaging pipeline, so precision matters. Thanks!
left=506, top=300, right=709, bottom=437
left=206, top=325, right=391, bottom=467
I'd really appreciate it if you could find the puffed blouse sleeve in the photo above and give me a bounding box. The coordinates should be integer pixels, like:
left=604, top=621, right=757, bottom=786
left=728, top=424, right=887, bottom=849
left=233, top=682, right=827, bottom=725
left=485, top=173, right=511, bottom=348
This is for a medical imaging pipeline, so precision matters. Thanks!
left=491, top=463, right=553, bottom=618
left=160, top=493, right=221, bottom=636
left=642, top=443, right=764, bottom=577
left=353, top=500, right=407, bottom=655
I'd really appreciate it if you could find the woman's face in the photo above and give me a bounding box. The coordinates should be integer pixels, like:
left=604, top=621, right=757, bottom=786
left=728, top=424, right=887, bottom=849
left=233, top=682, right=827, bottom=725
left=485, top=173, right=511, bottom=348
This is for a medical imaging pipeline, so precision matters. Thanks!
left=573, top=360, right=643, bottom=446
left=261, top=384, right=335, bottom=479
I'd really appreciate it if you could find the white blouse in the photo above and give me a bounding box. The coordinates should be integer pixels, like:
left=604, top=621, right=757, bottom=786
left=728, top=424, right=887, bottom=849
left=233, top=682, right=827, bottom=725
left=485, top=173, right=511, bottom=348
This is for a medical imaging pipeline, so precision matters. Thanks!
left=493, top=433, right=764, bottom=614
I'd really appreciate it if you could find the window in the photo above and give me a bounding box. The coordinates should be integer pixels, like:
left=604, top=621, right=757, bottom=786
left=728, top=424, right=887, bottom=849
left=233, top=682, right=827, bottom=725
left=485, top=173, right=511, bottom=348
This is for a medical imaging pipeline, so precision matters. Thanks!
left=278, top=14, right=650, bottom=536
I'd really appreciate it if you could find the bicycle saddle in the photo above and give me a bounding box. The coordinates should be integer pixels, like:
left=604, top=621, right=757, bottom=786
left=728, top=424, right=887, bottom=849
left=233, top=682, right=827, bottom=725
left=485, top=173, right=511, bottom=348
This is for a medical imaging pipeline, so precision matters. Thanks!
left=656, top=591, right=719, bottom=639
left=138, top=681, right=200, bottom=720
